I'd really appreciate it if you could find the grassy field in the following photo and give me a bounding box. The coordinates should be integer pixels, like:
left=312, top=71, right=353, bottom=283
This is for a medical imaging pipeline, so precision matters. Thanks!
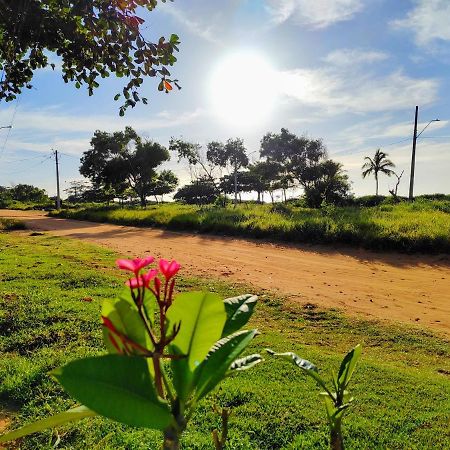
left=0, top=231, right=449, bottom=449
left=54, top=197, right=450, bottom=253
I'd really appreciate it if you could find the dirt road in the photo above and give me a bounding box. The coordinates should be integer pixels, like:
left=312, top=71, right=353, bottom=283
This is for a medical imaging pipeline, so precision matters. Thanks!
left=2, top=209, right=449, bottom=336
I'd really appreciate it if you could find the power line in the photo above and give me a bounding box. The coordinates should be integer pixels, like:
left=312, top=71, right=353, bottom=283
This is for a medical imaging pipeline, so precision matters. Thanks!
left=0, top=154, right=52, bottom=175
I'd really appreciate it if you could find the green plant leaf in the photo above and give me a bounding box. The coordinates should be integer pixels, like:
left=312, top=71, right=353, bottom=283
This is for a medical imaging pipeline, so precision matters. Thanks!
left=222, top=294, right=257, bottom=336
left=194, top=329, right=258, bottom=401
left=229, top=353, right=263, bottom=372
left=266, top=349, right=333, bottom=397
left=167, top=291, right=226, bottom=401
left=337, top=344, right=362, bottom=390
left=52, top=355, right=171, bottom=429
left=102, top=287, right=154, bottom=355
left=0, top=406, right=96, bottom=444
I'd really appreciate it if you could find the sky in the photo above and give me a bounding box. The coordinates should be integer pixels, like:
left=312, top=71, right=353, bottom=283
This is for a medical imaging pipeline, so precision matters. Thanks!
left=1, top=0, right=450, bottom=199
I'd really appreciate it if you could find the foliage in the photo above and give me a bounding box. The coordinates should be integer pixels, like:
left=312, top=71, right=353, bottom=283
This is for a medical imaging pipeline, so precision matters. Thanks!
left=173, top=178, right=218, bottom=205
left=362, top=149, right=396, bottom=196
left=147, top=169, right=179, bottom=202
left=268, top=345, right=362, bottom=450
left=80, top=127, right=171, bottom=206
left=54, top=198, right=450, bottom=253
left=0, top=0, right=180, bottom=114
left=260, top=128, right=351, bottom=206
left=0, top=232, right=449, bottom=449
left=302, top=160, right=352, bottom=208
left=0, top=251, right=260, bottom=449
left=0, top=217, right=26, bottom=230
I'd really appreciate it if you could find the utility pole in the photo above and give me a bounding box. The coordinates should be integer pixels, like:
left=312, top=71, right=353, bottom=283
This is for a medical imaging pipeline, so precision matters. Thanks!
left=408, top=106, right=419, bottom=201
left=54, top=149, right=61, bottom=210
left=233, top=156, right=238, bottom=208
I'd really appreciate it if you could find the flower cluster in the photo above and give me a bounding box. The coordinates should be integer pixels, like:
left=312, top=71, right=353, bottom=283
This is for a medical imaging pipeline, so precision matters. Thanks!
left=116, top=256, right=181, bottom=308
left=101, top=255, right=182, bottom=365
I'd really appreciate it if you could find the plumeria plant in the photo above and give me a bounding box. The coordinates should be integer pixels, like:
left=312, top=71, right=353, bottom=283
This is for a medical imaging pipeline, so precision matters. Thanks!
left=1, top=256, right=262, bottom=449
left=267, top=344, right=362, bottom=450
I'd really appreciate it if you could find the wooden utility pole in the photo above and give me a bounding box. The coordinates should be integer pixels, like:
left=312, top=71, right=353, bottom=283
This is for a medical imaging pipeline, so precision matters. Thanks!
left=408, top=106, right=419, bottom=201
left=54, top=149, right=61, bottom=210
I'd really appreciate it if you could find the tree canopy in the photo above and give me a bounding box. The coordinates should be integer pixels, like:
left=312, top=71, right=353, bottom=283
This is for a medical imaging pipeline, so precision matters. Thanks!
left=362, top=149, right=395, bottom=196
left=80, top=126, right=172, bottom=205
left=0, top=0, right=180, bottom=115
left=260, top=128, right=350, bottom=207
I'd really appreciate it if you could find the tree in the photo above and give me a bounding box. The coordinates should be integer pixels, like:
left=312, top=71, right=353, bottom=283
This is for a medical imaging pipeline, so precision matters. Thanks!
left=10, top=183, right=49, bottom=203
left=80, top=127, right=170, bottom=206
left=170, top=138, right=218, bottom=183
left=0, top=1, right=180, bottom=115
left=302, top=160, right=352, bottom=208
left=261, top=128, right=327, bottom=197
left=389, top=170, right=404, bottom=201
left=170, top=137, right=249, bottom=206
left=173, top=178, right=218, bottom=205
left=147, top=169, right=178, bottom=202
left=362, top=149, right=395, bottom=196
left=246, top=161, right=280, bottom=203
left=224, top=138, right=249, bottom=206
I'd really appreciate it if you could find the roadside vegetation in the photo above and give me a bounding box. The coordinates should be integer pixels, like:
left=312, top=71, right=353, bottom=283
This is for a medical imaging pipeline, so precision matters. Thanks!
left=0, top=231, right=449, bottom=449
left=0, top=218, right=26, bottom=231
left=53, top=195, right=450, bottom=253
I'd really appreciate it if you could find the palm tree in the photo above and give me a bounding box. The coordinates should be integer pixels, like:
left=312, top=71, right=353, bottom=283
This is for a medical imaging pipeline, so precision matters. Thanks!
left=362, top=149, right=395, bottom=196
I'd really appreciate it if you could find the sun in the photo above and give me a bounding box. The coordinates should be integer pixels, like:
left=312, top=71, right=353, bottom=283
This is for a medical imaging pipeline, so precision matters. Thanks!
left=209, top=51, right=277, bottom=128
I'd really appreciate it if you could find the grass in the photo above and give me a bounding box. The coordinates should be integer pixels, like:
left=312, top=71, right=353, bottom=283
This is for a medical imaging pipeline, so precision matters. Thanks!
left=0, top=218, right=26, bottom=231
left=0, top=231, right=449, bottom=449
left=54, top=197, right=450, bottom=253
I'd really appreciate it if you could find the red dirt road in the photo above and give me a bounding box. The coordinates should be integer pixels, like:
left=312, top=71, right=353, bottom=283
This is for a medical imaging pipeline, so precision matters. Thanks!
left=2, top=210, right=449, bottom=336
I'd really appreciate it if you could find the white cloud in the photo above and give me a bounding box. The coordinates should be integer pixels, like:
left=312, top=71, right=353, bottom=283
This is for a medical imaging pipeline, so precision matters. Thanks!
left=392, top=0, right=450, bottom=46
left=0, top=106, right=204, bottom=136
left=266, top=0, right=364, bottom=28
left=159, top=3, right=220, bottom=44
left=323, top=48, right=389, bottom=66
left=277, top=68, right=439, bottom=114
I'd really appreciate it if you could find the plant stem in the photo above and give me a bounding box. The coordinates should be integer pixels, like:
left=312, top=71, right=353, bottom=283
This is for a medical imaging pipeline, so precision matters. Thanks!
left=330, top=423, right=344, bottom=450
left=162, top=426, right=180, bottom=450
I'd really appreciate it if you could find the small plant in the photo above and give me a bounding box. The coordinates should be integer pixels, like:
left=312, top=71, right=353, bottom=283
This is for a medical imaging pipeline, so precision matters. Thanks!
left=1, top=256, right=261, bottom=449
left=267, top=344, right=362, bottom=450
left=0, top=217, right=26, bottom=231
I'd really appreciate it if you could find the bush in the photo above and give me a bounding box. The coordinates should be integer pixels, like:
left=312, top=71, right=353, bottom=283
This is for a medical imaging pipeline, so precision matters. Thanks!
left=0, top=218, right=26, bottom=230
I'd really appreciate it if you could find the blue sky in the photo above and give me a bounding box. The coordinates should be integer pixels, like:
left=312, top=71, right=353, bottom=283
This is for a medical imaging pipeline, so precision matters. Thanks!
left=1, top=0, right=450, bottom=198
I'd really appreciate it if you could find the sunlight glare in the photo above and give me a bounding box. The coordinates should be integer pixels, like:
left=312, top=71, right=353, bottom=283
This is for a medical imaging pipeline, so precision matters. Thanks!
left=209, top=52, right=277, bottom=128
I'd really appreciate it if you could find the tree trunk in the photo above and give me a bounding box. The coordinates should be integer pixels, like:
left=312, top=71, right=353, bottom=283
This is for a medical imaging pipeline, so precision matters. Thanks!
left=233, top=162, right=238, bottom=208
left=162, top=426, right=180, bottom=450
left=330, top=428, right=344, bottom=450
left=375, top=174, right=379, bottom=196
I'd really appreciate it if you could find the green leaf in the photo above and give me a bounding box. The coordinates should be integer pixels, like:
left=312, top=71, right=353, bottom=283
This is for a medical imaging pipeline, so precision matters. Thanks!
left=166, top=291, right=226, bottom=400
left=167, top=291, right=226, bottom=371
left=0, top=406, right=96, bottom=444
left=266, top=349, right=332, bottom=397
left=229, top=353, right=263, bottom=372
left=337, top=344, right=362, bottom=390
left=222, top=294, right=257, bottom=336
left=101, top=287, right=154, bottom=355
left=52, top=355, right=171, bottom=429
left=194, top=329, right=258, bottom=401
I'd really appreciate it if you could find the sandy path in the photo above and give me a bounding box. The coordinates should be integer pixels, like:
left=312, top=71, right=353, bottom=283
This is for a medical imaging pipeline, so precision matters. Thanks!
left=2, top=209, right=449, bottom=336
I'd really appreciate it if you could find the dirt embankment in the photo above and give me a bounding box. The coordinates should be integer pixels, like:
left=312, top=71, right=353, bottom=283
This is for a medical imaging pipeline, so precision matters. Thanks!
left=2, top=209, right=449, bottom=336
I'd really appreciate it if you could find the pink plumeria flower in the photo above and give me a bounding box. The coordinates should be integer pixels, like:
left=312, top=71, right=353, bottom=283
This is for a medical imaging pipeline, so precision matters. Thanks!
left=126, top=268, right=158, bottom=289
left=158, top=258, right=181, bottom=281
left=116, top=256, right=154, bottom=275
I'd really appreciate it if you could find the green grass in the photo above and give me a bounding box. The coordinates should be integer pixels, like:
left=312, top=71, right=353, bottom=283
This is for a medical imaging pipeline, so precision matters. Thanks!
left=0, top=231, right=449, bottom=449
left=0, top=218, right=26, bottom=231
left=54, top=197, right=450, bottom=253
